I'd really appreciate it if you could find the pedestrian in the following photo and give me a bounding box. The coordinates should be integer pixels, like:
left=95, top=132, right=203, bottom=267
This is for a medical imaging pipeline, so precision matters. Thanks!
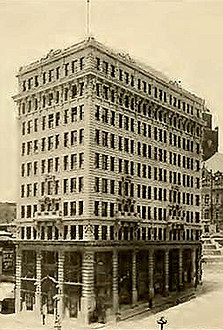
left=42, top=303, right=47, bottom=325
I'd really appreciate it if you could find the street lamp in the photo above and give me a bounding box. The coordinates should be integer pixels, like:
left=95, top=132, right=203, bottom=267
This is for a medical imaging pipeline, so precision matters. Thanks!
left=157, top=316, right=167, bottom=330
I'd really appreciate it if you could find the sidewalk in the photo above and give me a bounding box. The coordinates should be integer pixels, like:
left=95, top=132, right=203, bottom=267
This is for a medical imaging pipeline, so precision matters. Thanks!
left=0, top=286, right=199, bottom=330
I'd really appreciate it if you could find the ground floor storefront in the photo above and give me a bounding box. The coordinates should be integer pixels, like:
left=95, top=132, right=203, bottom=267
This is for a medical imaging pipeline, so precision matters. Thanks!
left=15, top=242, right=201, bottom=327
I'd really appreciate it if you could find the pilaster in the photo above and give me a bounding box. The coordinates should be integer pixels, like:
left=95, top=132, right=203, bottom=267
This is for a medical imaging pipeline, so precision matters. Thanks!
left=57, top=250, right=64, bottom=323
left=164, top=250, right=169, bottom=296
left=178, top=249, right=183, bottom=290
left=80, top=250, right=95, bottom=324
left=191, top=248, right=196, bottom=287
left=132, top=250, right=137, bottom=306
left=148, top=249, right=154, bottom=299
left=15, top=246, right=22, bottom=313
left=112, top=249, right=119, bottom=313
left=35, top=250, right=42, bottom=316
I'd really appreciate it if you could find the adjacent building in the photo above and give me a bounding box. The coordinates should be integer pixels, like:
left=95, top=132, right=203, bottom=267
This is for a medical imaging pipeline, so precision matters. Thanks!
left=202, top=110, right=218, bottom=161
left=13, top=37, right=206, bottom=325
left=202, top=153, right=223, bottom=234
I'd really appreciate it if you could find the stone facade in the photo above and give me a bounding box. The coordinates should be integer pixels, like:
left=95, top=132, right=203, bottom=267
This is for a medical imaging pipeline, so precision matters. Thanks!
left=13, top=37, right=206, bottom=326
left=202, top=167, right=223, bottom=234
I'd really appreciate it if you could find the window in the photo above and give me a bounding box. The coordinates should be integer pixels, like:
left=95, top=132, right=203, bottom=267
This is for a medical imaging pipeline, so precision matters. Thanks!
left=63, top=202, right=68, bottom=216
left=102, top=202, right=108, bottom=217
left=95, top=177, right=100, bottom=192
left=70, top=202, right=76, bottom=216
left=79, top=105, right=84, bottom=120
left=80, top=57, right=84, bottom=70
left=124, top=138, right=129, bottom=153
left=47, top=158, right=53, bottom=173
left=27, top=162, right=32, bottom=176
left=110, top=156, right=115, bottom=171
left=79, top=129, right=84, bottom=144
left=102, top=155, right=108, bottom=170
left=94, top=201, right=99, bottom=216
left=110, top=180, right=115, bottom=194
left=21, top=185, right=25, bottom=198
left=79, top=153, right=84, bottom=168
left=70, top=178, right=77, bottom=193
left=71, top=154, right=77, bottom=170
left=95, top=153, right=100, bottom=168
left=103, top=86, right=108, bottom=99
left=64, top=155, right=69, bottom=170
left=71, top=130, right=77, bottom=145
left=110, top=133, right=115, bottom=149
left=118, top=137, right=122, bottom=151
left=55, top=134, right=60, bottom=149
left=79, top=201, right=83, bottom=215
left=71, top=85, right=77, bottom=98
left=64, top=63, right=69, bottom=76
left=55, top=157, right=59, bottom=172
left=119, top=114, right=123, bottom=129
left=41, top=182, right=45, bottom=196
left=33, top=161, right=38, bottom=175
left=64, top=132, right=69, bottom=147
left=64, top=109, right=69, bottom=124
left=95, top=105, right=100, bottom=120
left=47, top=180, right=53, bottom=195
left=102, top=131, right=108, bottom=147
left=102, top=178, right=108, bottom=193
left=34, top=140, right=38, bottom=153
left=55, top=112, right=60, bottom=126
left=96, top=84, right=100, bottom=97
left=56, top=67, right=60, bottom=79
left=34, top=118, right=38, bottom=132
left=79, top=177, right=84, bottom=192
left=111, top=64, right=115, bottom=77
left=27, top=205, right=32, bottom=218
left=102, top=108, right=108, bottom=123
left=71, top=107, right=77, bottom=122
left=48, top=136, right=54, bottom=150
left=21, top=206, right=25, bottom=218
left=63, top=179, right=68, bottom=194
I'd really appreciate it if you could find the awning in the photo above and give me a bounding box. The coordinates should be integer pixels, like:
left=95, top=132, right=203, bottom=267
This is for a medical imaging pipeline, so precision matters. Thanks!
left=0, top=283, right=14, bottom=301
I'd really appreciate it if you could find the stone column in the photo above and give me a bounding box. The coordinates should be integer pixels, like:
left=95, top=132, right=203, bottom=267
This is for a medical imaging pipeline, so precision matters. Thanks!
left=178, top=249, right=183, bottom=290
left=112, top=249, right=119, bottom=313
left=148, top=249, right=154, bottom=299
left=132, top=250, right=137, bottom=306
left=15, top=246, right=22, bottom=313
left=98, top=225, right=102, bottom=240
left=107, top=226, right=110, bottom=240
left=67, top=225, right=71, bottom=240
left=80, top=250, right=95, bottom=325
left=164, top=250, right=169, bottom=296
left=197, top=246, right=202, bottom=285
left=191, top=248, right=196, bottom=287
left=57, top=250, right=64, bottom=324
left=35, top=251, right=42, bottom=316
left=76, top=225, right=79, bottom=240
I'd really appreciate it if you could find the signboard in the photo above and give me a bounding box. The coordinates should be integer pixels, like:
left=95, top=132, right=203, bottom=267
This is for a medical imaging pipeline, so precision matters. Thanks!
left=2, top=250, right=14, bottom=273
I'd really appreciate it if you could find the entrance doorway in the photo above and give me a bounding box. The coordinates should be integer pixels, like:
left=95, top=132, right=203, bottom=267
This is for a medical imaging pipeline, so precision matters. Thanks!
left=41, top=276, right=57, bottom=324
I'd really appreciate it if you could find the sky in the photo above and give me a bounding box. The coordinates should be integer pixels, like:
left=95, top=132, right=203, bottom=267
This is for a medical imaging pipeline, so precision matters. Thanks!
left=1, top=0, right=223, bottom=202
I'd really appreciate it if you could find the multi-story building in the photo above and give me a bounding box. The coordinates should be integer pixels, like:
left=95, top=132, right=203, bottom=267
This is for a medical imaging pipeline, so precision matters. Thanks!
left=202, top=153, right=223, bottom=234
left=13, top=37, right=205, bottom=326
left=202, top=110, right=218, bottom=161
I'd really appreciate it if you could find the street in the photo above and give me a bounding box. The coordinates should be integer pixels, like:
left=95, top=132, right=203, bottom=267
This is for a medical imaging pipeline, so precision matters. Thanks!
left=0, top=262, right=222, bottom=330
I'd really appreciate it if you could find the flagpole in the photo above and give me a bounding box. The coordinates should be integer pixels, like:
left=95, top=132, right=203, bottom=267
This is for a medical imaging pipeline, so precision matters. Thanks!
left=86, top=0, right=91, bottom=37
